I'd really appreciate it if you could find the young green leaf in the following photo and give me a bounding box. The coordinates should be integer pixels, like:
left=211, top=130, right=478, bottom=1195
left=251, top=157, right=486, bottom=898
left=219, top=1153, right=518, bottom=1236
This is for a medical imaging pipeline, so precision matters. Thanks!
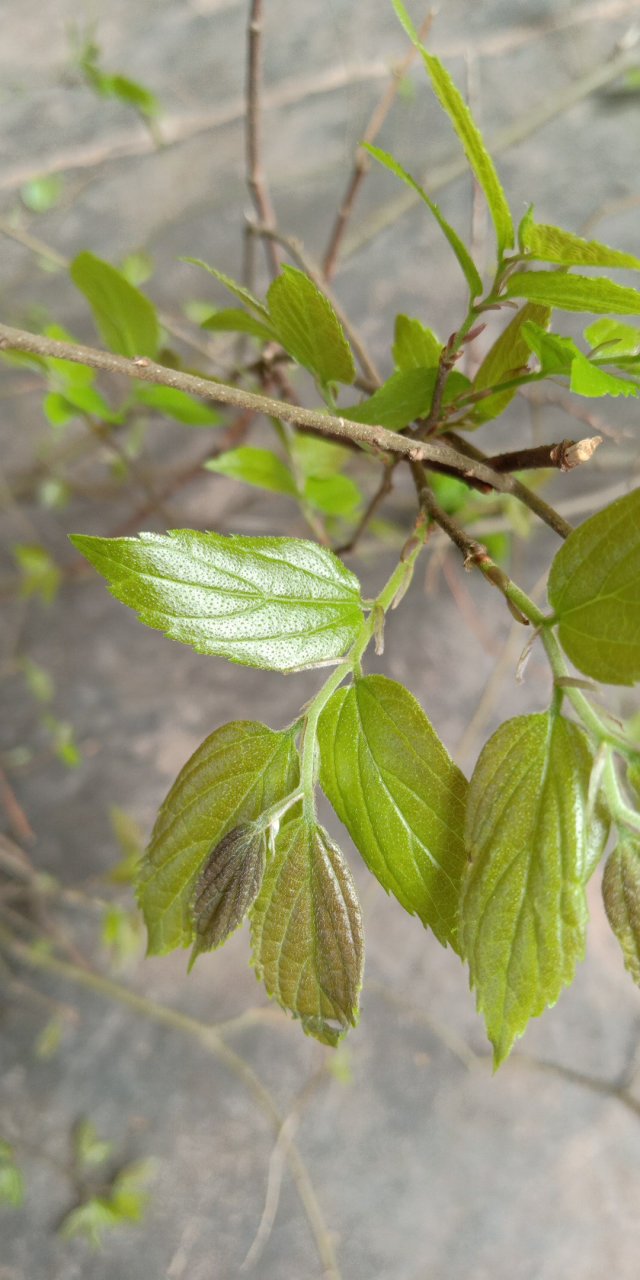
left=70, top=530, right=364, bottom=672
left=201, top=307, right=276, bottom=342
left=204, top=446, right=297, bottom=497
left=189, top=823, right=267, bottom=968
left=521, top=220, right=640, bottom=270
left=267, top=266, right=356, bottom=387
left=584, top=318, right=640, bottom=358
left=13, top=543, right=61, bottom=604
left=318, top=675, right=468, bottom=949
left=290, top=435, right=350, bottom=478
left=304, top=473, right=362, bottom=517
left=547, top=488, right=640, bottom=685
left=103, top=74, right=159, bottom=119
left=462, top=713, right=595, bottom=1066
left=135, top=384, right=221, bottom=426
left=393, top=314, right=442, bottom=371
left=521, top=321, right=579, bottom=375
left=182, top=259, right=271, bottom=319
left=393, top=2, right=513, bottom=256
left=569, top=353, right=637, bottom=399
left=20, top=173, right=63, bottom=213
left=342, top=367, right=438, bottom=430
left=470, top=303, right=551, bottom=423
left=137, top=721, right=297, bottom=954
left=365, top=144, right=482, bottom=297
left=505, top=271, right=640, bottom=315
left=70, top=252, right=159, bottom=358
left=250, top=818, right=364, bottom=1045
left=603, top=834, right=640, bottom=986
left=0, top=1143, right=24, bottom=1208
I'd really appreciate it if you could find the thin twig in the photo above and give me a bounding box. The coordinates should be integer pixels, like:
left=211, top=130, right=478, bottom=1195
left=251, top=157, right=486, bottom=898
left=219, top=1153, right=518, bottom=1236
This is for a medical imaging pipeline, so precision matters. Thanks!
left=322, top=6, right=436, bottom=281
left=0, top=765, right=35, bottom=844
left=246, top=1, right=280, bottom=280
left=486, top=437, right=603, bottom=473
left=336, top=458, right=398, bottom=555
left=445, top=431, right=574, bottom=540
left=0, top=927, right=342, bottom=1280
left=0, top=322, right=536, bottom=491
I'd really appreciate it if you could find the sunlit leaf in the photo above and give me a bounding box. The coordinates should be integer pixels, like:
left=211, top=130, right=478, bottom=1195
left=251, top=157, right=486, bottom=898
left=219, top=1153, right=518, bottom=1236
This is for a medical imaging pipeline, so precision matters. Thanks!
left=342, top=367, right=437, bottom=430
left=251, top=818, right=364, bottom=1044
left=569, top=353, right=637, bottom=399
left=182, top=258, right=270, bottom=319
left=20, top=174, right=63, bottom=213
left=505, top=271, right=640, bottom=315
left=462, top=713, right=595, bottom=1065
left=470, top=303, right=550, bottom=423
left=70, top=530, right=364, bottom=672
left=267, top=266, right=356, bottom=387
left=70, top=252, right=159, bottom=358
left=392, top=314, right=442, bottom=371
left=548, top=488, right=640, bottom=684
left=584, top=318, right=640, bottom=358
left=318, top=675, right=468, bottom=949
left=137, top=722, right=297, bottom=953
left=521, top=220, right=640, bottom=270
left=201, top=307, right=276, bottom=342
left=204, top=446, right=297, bottom=496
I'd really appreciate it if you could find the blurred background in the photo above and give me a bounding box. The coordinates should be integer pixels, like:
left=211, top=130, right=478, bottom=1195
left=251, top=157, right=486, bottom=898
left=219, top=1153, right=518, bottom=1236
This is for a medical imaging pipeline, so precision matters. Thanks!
left=1, top=2, right=640, bottom=1277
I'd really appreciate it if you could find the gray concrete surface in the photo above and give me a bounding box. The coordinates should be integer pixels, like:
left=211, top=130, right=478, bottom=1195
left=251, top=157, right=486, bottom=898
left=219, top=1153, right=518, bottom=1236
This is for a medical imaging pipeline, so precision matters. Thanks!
left=2, top=2, right=640, bottom=1278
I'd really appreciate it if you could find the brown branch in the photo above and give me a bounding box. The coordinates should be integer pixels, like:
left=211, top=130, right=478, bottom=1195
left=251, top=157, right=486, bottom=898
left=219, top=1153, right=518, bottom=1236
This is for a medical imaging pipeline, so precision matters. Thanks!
left=0, top=767, right=35, bottom=845
left=445, top=430, right=574, bottom=540
left=0, top=322, right=519, bottom=487
left=486, top=436, right=603, bottom=473
left=322, top=6, right=436, bottom=281
left=336, top=458, right=398, bottom=555
left=246, top=0, right=280, bottom=281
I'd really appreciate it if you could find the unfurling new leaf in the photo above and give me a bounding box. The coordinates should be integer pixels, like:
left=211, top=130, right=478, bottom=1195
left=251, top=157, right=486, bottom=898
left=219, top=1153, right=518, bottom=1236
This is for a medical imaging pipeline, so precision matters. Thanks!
left=462, top=713, right=596, bottom=1067
left=137, top=722, right=297, bottom=954
left=251, top=818, right=364, bottom=1045
left=547, top=488, right=640, bottom=685
left=603, top=835, right=640, bottom=986
left=189, top=823, right=267, bottom=968
left=70, top=530, right=364, bottom=672
left=318, top=675, right=468, bottom=949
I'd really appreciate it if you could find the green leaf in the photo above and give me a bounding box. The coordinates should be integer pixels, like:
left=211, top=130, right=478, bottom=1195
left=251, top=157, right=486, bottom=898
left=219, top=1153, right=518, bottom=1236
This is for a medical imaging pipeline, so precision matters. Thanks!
left=70, top=530, right=364, bottom=672
left=109, top=1160, right=154, bottom=1221
left=0, top=1144, right=24, bottom=1208
left=106, top=74, right=159, bottom=119
left=521, top=321, right=578, bottom=375
left=470, top=303, right=551, bottom=423
left=250, top=817, right=364, bottom=1045
left=392, top=5, right=514, bottom=256
left=74, top=1119, right=114, bottom=1170
left=290, top=435, right=349, bottom=478
left=462, top=713, right=595, bottom=1066
left=21, top=657, right=54, bottom=702
left=393, top=314, right=442, bottom=371
left=189, top=823, right=267, bottom=967
left=204, top=446, right=297, bottom=496
left=547, top=488, right=640, bottom=685
left=70, top=252, right=159, bottom=358
left=13, top=543, right=61, bottom=604
left=135, top=384, right=221, bottom=425
left=342, top=367, right=438, bottom=430
left=505, top=271, right=640, bottom=315
left=521, top=220, right=640, bottom=270
left=42, top=324, right=96, bottom=387
left=603, top=834, right=640, bottom=985
left=318, top=675, right=468, bottom=949
left=201, top=307, right=276, bottom=342
left=20, top=174, right=63, bottom=213
left=59, top=1198, right=119, bottom=1248
left=569, top=352, right=637, bottom=399
left=119, top=251, right=154, bottom=286
left=584, top=318, right=640, bottom=358
left=182, top=258, right=271, bottom=319
left=108, top=806, right=145, bottom=884
left=304, top=474, right=362, bottom=517
left=137, top=721, right=297, bottom=954
left=365, top=144, right=482, bottom=297
left=267, top=266, right=356, bottom=387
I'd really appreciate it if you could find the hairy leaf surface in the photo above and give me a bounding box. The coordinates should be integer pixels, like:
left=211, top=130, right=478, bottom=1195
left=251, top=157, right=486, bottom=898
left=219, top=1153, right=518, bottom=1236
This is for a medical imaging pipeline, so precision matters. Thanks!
left=462, top=713, right=595, bottom=1066
left=189, top=823, right=267, bottom=967
left=267, top=266, right=356, bottom=386
left=547, top=488, right=640, bottom=684
left=251, top=818, right=364, bottom=1044
left=138, top=722, right=297, bottom=953
left=70, top=531, right=364, bottom=672
left=603, top=834, right=640, bottom=986
left=318, top=675, right=468, bottom=948
left=70, top=252, right=159, bottom=358
left=505, top=271, right=640, bottom=315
